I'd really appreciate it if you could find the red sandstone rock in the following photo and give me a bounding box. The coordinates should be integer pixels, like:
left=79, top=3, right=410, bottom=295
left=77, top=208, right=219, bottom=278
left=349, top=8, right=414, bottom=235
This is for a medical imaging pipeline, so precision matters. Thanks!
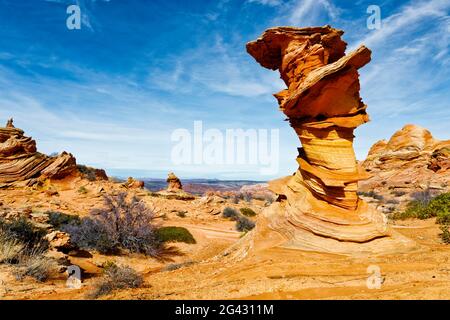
left=241, top=25, right=416, bottom=255
left=0, top=120, right=77, bottom=187
left=361, top=125, right=450, bottom=192
left=166, top=172, right=183, bottom=192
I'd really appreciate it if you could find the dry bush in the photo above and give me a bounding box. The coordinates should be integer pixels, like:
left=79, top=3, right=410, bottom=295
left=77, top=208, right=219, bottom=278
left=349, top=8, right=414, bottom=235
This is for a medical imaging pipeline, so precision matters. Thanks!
left=64, top=193, right=169, bottom=258
left=89, top=263, right=143, bottom=299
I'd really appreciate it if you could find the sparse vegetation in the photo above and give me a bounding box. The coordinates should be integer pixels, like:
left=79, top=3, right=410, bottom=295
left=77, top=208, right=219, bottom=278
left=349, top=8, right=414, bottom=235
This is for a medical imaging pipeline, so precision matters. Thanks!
left=47, top=211, right=80, bottom=229
left=13, top=248, right=58, bottom=282
left=89, top=263, right=143, bottom=299
left=393, top=192, right=450, bottom=221
left=440, top=224, right=450, bottom=244
left=77, top=164, right=97, bottom=181
left=386, top=199, right=400, bottom=205
left=0, top=217, right=56, bottom=282
left=391, top=190, right=406, bottom=197
left=236, top=216, right=255, bottom=232
left=176, top=210, right=187, bottom=218
left=240, top=207, right=256, bottom=217
left=156, top=226, right=196, bottom=244
left=77, top=186, right=88, bottom=194
left=63, top=193, right=166, bottom=257
left=162, top=260, right=195, bottom=272
left=357, top=190, right=384, bottom=201
left=393, top=192, right=450, bottom=244
left=222, top=207, right=239, bottom=220
left=222, top=207, right=255, bottom=232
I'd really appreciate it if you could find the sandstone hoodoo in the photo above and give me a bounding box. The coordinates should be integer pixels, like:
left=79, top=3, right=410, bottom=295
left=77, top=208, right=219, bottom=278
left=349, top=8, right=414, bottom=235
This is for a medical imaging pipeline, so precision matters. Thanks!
left=166, top=172, right=183, bottom=192
left=361, top=124, right=450, bottom=193
left=0, top=119, right=77, bottom=187
left=244, top=26, right=416, bottom=255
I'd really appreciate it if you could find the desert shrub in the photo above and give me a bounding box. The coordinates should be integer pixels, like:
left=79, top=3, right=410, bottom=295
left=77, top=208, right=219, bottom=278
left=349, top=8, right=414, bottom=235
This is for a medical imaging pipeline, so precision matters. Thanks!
left=236, top=216, right=255, bottom=232
left=357, top=190, right=384, bottom=201
left=240, top=207, right=256, bottom=217
left=77, top=186, right=88, bottom=194
left=0, top=217, right=47, bottom=251
left=410, top=188, right=434, bottom=205
left=0, top=232, right=24, bottom=264
left=439, top=224, right=450, bottom=244
left=13, top=248, right=58, bottom=282
left=176, top=211, right=187, bottom=218
left=162, top=261, right=195, bottom=272
left=63, top=193, right=164, bottom=257
left=386, top=199, right=400, bottom=205
left=77, top=165, right=97, bottom=181
left=242, top=192, right=253, bottom=203
left=47, top=211, right=80, bottom=229
left=89, top=263, right=143, bottom=299
left=222, top=207, right=239, bottom=220
left=156, top=226, right=196, bottom=244
left=391, top=190, right=406, bottom=197
left=393, top=192, right=450, bottom=222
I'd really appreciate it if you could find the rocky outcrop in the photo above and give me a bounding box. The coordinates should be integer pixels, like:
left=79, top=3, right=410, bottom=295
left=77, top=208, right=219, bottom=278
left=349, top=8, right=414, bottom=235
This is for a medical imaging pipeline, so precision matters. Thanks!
left=0, top=119, right=77, bottom=187
left=242, top=26, right=416, bottom=255
left=166, top=172, right=183, bottom=192
left=361, top=125, right=450, bottom=192
left=122, top=177, right=145, bottom=189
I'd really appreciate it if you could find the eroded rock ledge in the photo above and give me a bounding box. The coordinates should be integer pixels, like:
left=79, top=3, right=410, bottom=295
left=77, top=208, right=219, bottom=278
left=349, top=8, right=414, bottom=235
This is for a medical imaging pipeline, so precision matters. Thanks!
left=0, top=119, right=77, bottom=187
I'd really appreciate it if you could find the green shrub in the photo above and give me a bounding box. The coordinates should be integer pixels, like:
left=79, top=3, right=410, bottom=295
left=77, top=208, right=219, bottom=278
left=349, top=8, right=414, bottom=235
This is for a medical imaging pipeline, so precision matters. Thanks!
left=239, top=207, right=256, bottom=217
left=357, top=190, right=384, bottom=201
left=78, top=186, right=88, bottom=194
left=0, top=217, right=47, bottom=250
left=236, top=216, right=255, bottom=232
left=89, top=263, right=143, bottom=299
left=156, top=226, right=196, bottom=244
left=47, top=211, right=80, bottom=229
left=222, top=207, right=239, bottom=220
left=394, top=192, right=450, bottom=221
left=176, top=211, right=187, bottom=218
left=439, top=224, right=450, bottom=244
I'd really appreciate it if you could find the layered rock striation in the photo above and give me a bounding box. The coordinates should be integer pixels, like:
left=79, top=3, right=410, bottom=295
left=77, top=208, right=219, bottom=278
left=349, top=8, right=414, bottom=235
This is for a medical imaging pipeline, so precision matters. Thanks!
left=0, top=119, right=77, bottom=187
left=244, top=26, right=415, bottom=255
left=361, top=124, right=450, bottom=192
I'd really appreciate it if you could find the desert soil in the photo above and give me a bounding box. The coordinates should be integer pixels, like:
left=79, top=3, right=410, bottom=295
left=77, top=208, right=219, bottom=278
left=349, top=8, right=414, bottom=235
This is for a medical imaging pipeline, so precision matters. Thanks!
left=0, top=178, right=449, bottom=300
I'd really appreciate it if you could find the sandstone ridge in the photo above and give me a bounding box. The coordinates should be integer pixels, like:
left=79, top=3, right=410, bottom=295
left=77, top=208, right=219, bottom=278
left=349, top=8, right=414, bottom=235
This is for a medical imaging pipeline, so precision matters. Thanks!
left=0, top=119, right=77, bottom=187
left=361, top=124, right=449, bottom=193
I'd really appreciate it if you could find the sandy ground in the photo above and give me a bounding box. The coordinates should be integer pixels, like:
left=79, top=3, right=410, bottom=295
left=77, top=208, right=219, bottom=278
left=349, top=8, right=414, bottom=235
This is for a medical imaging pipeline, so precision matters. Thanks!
left=0, top=180, right=449, bottom=300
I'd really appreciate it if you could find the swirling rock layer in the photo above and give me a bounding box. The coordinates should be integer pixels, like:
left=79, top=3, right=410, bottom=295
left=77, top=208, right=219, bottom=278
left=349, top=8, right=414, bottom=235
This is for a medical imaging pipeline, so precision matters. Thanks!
left=245, top=26, right=416, bottom=255
left=0, top=121, right=76, bottom=187
left=361, top=124, right=450, bottom=193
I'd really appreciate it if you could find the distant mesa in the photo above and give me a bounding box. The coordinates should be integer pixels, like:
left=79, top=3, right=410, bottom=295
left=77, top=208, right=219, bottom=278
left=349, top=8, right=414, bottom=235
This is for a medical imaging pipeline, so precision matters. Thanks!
left=239, top=25, right=417, bottom=255
left=361, top=124, right=450, bottom=192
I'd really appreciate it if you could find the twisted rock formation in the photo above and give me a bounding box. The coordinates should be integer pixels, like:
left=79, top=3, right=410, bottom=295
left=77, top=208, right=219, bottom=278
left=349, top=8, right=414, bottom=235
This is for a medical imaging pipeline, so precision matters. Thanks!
left=361, top=124, right=450, bottom=192
left=0, top=119, right=77, bottom=187
left=244, top=26, right=415, bottom=255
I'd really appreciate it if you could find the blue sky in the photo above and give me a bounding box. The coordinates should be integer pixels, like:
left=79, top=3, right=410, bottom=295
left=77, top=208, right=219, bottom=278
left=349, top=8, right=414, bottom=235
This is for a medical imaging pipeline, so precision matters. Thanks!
left=0, top=0, right=448, bottom=180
